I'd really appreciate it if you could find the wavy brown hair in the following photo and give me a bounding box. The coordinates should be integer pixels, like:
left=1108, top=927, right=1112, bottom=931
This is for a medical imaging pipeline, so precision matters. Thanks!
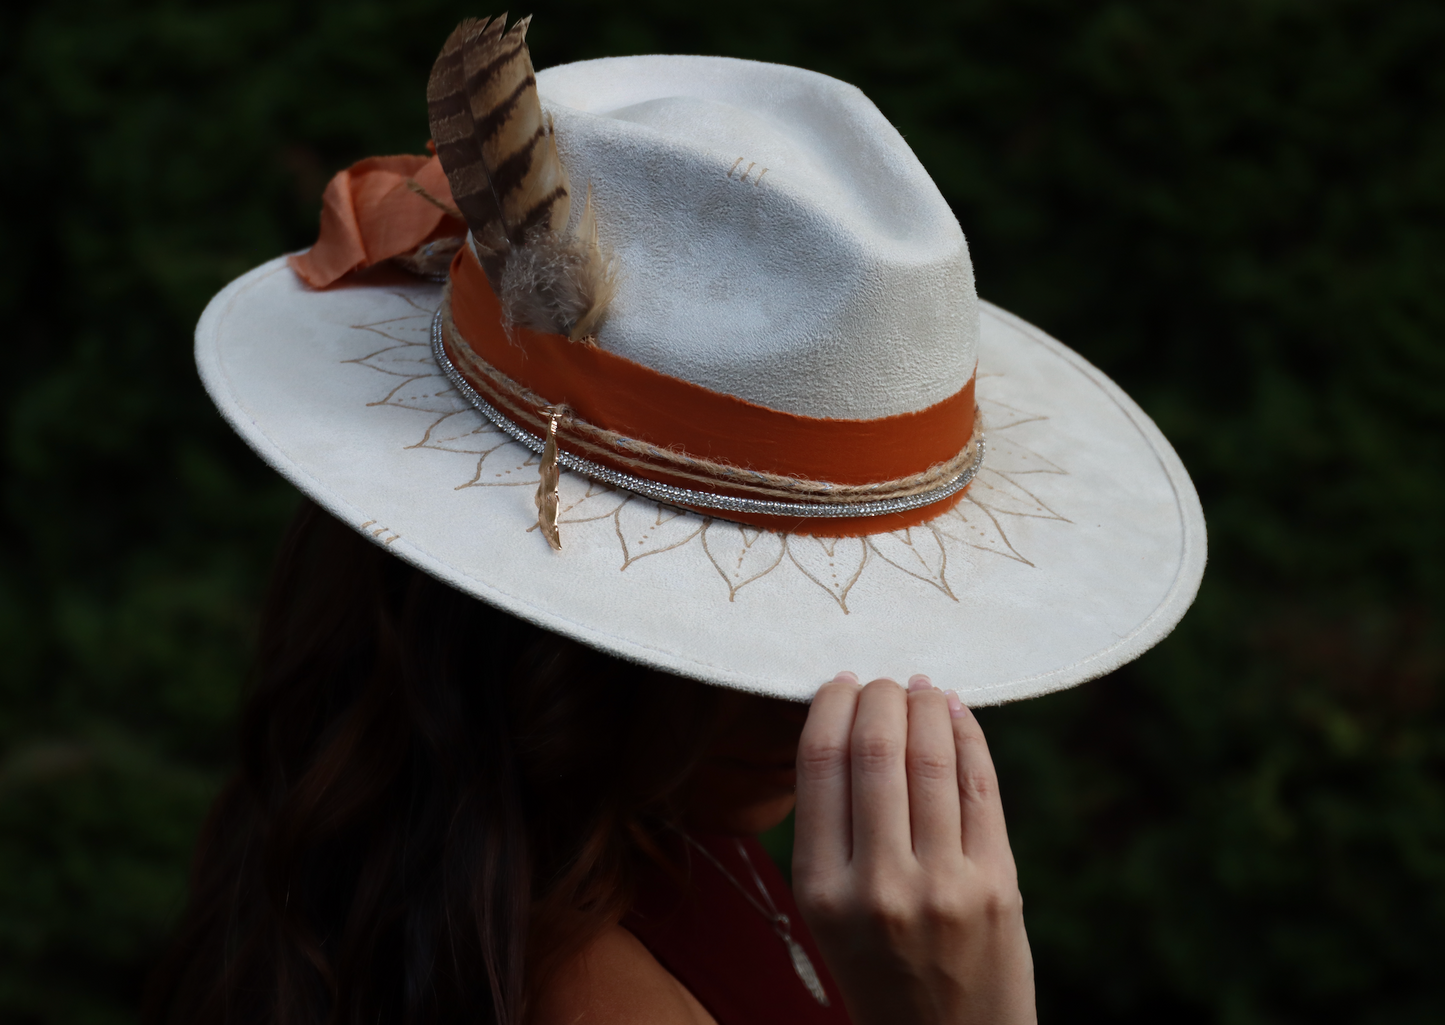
left=144, top=501, right=722, bottom=1025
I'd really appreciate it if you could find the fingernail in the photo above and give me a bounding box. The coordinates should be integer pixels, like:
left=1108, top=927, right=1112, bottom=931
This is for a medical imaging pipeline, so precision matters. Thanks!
left=945, top=690, right=967, bottom=718
left=908, top=674, right=933, bottom=691
left=833, top=671, right=859, bottom=685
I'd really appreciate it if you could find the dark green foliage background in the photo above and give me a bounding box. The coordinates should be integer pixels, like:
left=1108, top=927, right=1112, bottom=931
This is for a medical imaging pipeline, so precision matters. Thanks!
left=2, top=0, right=1442, bottom=1022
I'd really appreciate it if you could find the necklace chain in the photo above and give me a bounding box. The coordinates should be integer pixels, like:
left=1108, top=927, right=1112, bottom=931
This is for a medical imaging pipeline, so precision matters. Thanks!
left=677, top=832, right=831, bottom=1007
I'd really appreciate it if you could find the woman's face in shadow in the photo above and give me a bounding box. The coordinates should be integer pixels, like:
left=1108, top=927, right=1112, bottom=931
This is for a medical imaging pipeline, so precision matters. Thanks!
left=682, top=688, right=810, bottom=835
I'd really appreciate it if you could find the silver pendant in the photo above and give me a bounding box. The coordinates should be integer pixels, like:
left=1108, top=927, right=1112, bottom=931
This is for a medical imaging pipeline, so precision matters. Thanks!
left=784, top=934, right=831, bottom=1006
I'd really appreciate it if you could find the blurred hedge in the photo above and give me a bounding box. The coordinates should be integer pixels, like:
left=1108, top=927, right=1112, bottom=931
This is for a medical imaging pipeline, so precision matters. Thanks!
left=1, top=1, right=1442, bottom=1022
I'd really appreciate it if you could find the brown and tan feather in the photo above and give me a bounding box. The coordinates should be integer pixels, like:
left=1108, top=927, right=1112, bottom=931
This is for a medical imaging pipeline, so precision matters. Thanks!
left=461, top=15, right=570, bottom=245
left=425, top=18, right=505, bottom=242
left=428, top=14, right=615, bottom=340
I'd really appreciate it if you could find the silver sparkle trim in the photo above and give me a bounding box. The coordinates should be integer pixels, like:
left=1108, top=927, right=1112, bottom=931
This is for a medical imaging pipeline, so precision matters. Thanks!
left=430, top=309, right=985, bottom=519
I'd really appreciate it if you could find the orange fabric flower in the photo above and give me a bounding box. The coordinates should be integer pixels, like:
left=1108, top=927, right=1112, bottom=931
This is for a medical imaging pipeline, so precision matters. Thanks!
left=288, top=153, right=464, bottom=289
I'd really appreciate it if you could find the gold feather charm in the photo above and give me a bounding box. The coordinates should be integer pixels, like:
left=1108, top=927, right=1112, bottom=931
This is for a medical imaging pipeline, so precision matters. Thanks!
left=427, top=14, right=616, bottom=342
left=534, top=405, right=566, bottom=551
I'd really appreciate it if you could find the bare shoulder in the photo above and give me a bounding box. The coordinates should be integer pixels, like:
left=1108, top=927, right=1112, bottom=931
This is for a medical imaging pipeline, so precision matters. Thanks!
left=530, top=924, right=718, bottom=1025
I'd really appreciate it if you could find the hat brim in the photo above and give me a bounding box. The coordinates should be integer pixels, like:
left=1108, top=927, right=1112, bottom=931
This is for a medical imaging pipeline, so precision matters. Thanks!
left=197, top=258, right=1205, bottom=704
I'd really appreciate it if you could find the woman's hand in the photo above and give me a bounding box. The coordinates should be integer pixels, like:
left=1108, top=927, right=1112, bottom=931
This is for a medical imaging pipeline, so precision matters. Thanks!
left=793, top=673, right=1037, bottom=1025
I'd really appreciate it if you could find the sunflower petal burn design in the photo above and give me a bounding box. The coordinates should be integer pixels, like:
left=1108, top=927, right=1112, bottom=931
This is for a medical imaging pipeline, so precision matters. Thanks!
left=347, top=290, right=1072, bottom=613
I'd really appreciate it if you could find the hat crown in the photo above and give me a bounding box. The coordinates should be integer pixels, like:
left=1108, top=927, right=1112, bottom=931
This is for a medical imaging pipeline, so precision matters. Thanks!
left=538, top=56, right=977, bottom=420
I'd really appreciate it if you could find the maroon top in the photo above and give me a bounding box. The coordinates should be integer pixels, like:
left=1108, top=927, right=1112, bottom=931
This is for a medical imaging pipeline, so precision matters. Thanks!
left=622, top=834, right=853, bottom=1025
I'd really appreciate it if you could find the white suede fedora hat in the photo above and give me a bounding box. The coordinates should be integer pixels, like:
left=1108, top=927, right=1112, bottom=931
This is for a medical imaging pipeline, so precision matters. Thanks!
left=196, top=19, right=1205, bottom=704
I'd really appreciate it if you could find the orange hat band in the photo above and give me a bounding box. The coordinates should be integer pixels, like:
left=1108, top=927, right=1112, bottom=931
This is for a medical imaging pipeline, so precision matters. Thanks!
left=439, top=246, right=981, bottom=536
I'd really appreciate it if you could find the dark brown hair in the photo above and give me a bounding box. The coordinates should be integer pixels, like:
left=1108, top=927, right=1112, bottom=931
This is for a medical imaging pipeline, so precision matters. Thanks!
left=145, top=501, right=722, bottom=1025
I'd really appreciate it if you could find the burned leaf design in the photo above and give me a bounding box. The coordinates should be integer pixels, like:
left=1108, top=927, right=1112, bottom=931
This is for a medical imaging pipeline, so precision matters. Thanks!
left=557, top=480, right=631, bottom=523
left=345, top=342, right=435, bottom=379
left=345, top=299, right=472, bottom=415
left=452, top=443, right=540, bottom=489
left=367, top=376, right=472, bottom=414
left=615, top=502, right=704, bottom=569
left=701, top=521, right=787, bottom=601
left=786, top=536, right=869, bottom=613
left=868, top=526, right=957, bottom=599
left=932, top=499, right=1034, bottom=566
left=977, top=395, right=1049, bottom=432
left=967, top=468, right=1070, bottom=522
left=410, top=409, right=502, bottom=452
left=986, top=433, right=1067, bottom=477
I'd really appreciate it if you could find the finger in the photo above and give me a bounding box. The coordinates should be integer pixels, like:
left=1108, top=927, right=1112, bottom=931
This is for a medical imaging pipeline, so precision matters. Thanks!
left=850, top=678, right=912, bottom=868
left=794, top=675, right=861, bottom=875
left=948, top=694, right=1012, bottom=864
left=905, top=681, right=963, bottom=865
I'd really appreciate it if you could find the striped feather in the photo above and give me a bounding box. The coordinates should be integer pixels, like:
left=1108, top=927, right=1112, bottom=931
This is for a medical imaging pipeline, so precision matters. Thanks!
left=427, top=15, right=614, bottom=341
left=425, top=18, right=506, bottom=245
left=461, top=15, right=571, bottom=244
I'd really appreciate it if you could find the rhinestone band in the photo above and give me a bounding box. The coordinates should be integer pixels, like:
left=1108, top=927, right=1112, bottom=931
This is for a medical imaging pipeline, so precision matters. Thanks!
left=431, top=309, right=984, bottom=519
